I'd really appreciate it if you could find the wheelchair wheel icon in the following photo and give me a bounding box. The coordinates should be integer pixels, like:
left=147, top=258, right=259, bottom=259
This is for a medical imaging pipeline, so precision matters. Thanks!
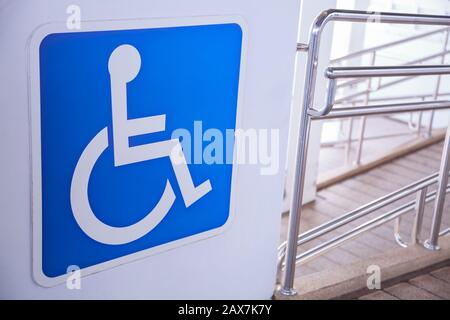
left=70, top=44, right=212, bottom=245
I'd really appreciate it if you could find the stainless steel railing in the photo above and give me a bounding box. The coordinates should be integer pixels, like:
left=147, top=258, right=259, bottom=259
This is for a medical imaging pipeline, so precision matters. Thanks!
left=318, top=65, right=450, bottom=117
left=277, top=173, right=450, bottom=282
left=326, top=23, right=450, bottom=166
left=279, top=9, right=450, bottom=296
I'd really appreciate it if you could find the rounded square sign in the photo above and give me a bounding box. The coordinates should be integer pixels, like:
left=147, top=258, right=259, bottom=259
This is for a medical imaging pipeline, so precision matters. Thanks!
left=29, top=17, right=246, bottom=287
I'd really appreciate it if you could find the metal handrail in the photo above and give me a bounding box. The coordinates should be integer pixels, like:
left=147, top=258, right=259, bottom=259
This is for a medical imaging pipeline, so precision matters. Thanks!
left=278, top=175, right=449, bottom=264
left=335, top=91, right=450, bottom=104
left=320, top=92, right=450, bottom=148
left=315, top=101, right=450, bottom=119
left=441, top=228, right=450, bottom=236
left=280, top=9, right=450, bottom=296
left=334, top=51, right=450, bottom=103
left=277, top=178, right=450, bottom=284
left=294, top=185, right=450, bottom=265
left=317, top=65, right=450, bottom=117
left=335, top=49, right=450, bottom=90
left=279, top=172, right=441, bottom=255
left=327, top=65, right=450, bottom=78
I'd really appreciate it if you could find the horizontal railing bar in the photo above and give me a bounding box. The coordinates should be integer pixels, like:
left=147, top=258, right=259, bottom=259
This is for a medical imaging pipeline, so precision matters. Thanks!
left=440, top=228, right=450, bottom=237
left=313, top=63, right=450, bottom=116
left=326, top=65, right=450, bottom=79
left=335, top=91, right=450, bottom=105
left=295, top=176, right=438, bottom=245
left=335, top=49, right=450, bottom=89
left=278, top=172, right=442, bottom=257
left=294, top=186, right=450, bottom=265
left=312, top=100, right=450, bottom=119
left=327, top=9, right=450, bottom=27
left=331, top=27, right=450, bottom=63
left=296, top=204, right=413, bottom=264
left=335, top=51, right=450, bottom=103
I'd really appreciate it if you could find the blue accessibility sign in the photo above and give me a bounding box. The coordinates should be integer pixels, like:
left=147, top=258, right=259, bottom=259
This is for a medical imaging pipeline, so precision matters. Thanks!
left=30, top=18, right=245, bottom=286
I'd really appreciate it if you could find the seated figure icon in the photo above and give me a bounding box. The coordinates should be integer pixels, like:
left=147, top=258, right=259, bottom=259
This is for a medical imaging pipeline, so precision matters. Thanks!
left=70, top=44, right=212, bottom=245
left=32, top=21, right=243, bottom=285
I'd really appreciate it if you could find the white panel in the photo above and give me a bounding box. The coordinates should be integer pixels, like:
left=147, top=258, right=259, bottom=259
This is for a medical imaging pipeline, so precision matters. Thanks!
left=0, top=0, right=300, bottom=299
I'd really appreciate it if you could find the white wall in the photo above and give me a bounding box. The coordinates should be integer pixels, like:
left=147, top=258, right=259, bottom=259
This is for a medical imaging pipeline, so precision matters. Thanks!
left=0, top=0, right=300, bottom=299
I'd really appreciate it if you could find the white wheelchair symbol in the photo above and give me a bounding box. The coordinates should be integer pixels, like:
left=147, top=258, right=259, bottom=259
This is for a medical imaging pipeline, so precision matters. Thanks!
left=70, top=44, right=212, bottom=245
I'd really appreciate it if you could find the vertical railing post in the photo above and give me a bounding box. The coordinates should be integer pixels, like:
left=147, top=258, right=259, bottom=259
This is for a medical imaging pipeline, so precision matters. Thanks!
left=355, top=52, right=376, bottom=165
left=355, top=116, right=366, bottom=165
left=345, top=116, right=354, bottom=164
left=425, top=119, right=450, bottom=250
left=345, top=101, right=356, bottom=165
left=279, top=11, right=329, bottom=296
left=393, top=186, right=427, bottom=248
left=279, top=99, right=312, bottom=296
left=411, top=187, right=427, bottom=244
left=417, top=110, right=423, bottom=137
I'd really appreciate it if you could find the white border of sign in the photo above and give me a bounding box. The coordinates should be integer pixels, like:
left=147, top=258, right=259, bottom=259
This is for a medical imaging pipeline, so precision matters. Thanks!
left=28, top=15, right=247, bottom=288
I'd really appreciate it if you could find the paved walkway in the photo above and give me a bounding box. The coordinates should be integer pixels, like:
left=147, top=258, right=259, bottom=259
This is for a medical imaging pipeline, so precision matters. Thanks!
left=359, top=264, right=450, bottom=300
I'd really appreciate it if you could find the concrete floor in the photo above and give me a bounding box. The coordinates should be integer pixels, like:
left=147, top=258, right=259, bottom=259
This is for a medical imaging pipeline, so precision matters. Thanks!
left=359, top=263, right=450, bottom=300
